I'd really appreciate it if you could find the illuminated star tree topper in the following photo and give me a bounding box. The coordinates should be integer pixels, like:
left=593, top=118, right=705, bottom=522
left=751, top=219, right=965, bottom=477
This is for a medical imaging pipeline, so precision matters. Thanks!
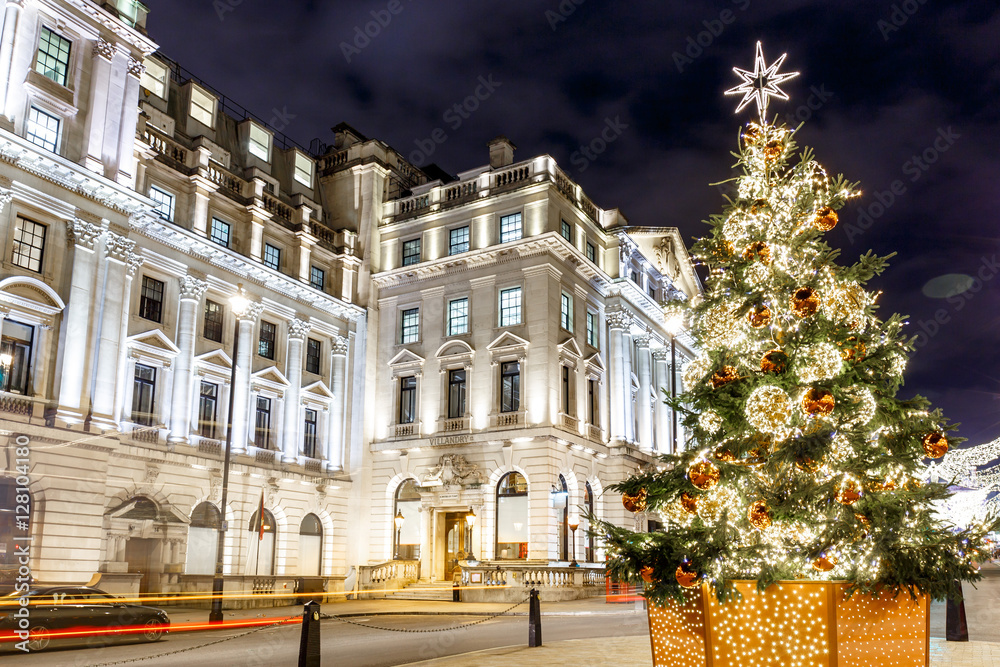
left=725, top=41, right=799, bottom=120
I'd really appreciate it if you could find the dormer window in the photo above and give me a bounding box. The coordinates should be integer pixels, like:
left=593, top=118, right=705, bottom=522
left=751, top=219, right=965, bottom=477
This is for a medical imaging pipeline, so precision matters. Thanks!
left=189, top=85, right=215, bottom=127
left=293, top=152, right=313, bottom=187
left=248, top=123, right=270, bottom=162
left=35, top=28, right=71, bottom=87
left=141, top=58, right=168, bottom=98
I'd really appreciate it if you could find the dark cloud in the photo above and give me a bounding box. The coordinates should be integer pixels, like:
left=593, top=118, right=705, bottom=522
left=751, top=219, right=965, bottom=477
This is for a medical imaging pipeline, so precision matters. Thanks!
left=145, top=0, right=1000, bottom=444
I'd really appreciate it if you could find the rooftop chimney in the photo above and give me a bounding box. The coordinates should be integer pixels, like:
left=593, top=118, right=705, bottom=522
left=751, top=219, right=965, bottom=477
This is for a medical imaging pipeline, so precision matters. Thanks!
left=488, top=136, right=517, bottom=169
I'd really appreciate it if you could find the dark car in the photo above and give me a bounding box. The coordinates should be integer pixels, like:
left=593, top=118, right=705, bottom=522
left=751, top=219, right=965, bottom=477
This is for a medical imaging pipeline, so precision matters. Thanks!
left=1, top=586, right=169, bottom=651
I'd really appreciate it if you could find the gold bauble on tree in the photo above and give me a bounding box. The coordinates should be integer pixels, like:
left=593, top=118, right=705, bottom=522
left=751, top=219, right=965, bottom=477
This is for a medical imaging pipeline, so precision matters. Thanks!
left=742, top=241, right=772, bottom=265
left=813, top=206, right=839, bottom=231
left=922, top=432, right=949, bottom=459
left=675, top=562, right=700, bottom=589
left=760, top=349, right=787, bottom=374
left=812, top=554, right=838, bottom=572
left=622, top=489, right=648, bottom=513
left=742, top=125, right=762, bottom=145
left=763, top=139, right=784, bottom=161
left=711, top=366, right=741, bottom=389
left=746, top=385, right=793, bottom=435
left=791, top=286, right=820, bottom=318
left=748, top=304, right=772, bottom=328
left=795, top=455, right=820, bottom=473
left=679, top=492, right=698, bottom=515
left=714, top=448, right=737, bottom=463
left=749, top=199, right=769, bottom=215
left=640, top=566, right=656, bottom=584
left=802, top=387, right=835, bottom=416
left=714, top=240, right=735, bottom=260
left=839, top=336, right=867, bottom=361
left=747, top=499, right=771, bottom=530
left=836, top=482, right=862, bottom=506
left=688, top=460, right=720, bottom=491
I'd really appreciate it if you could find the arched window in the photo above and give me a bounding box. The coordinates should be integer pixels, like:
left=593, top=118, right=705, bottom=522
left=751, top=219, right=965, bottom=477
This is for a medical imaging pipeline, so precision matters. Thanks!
left=1, top=478, right=20, bottom=572
left=495, top=472, right=528, bottom=560
left=555, top=475, right=569, bottom=561
left=247, top=508, right=276, bottom=575
left=186, top=502, right=221, bottom=575
left=393, top=480, right=421, bottom=560
left=584, top=482, right=595, bottom=563
left=299, top=514, right=323, bottom=576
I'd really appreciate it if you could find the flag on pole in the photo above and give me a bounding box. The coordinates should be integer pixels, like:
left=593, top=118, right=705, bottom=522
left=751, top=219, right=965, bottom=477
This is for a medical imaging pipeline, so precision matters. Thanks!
left=255, top=491, right=265, bottom=541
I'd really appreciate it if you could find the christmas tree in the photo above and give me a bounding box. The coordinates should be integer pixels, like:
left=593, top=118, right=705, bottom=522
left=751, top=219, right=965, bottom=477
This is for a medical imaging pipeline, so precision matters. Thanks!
left=602, top=43, right=998, bottom=604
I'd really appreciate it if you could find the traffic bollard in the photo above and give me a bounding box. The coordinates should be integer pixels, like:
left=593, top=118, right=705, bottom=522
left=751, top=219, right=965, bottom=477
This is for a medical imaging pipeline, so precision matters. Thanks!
left=946, top=580, right=969, bottom=642
left=453, top=582, right=461, bottom=602
left=298, top=601, right=321, bottom=666
left=528, top=588, right=542, bottom=648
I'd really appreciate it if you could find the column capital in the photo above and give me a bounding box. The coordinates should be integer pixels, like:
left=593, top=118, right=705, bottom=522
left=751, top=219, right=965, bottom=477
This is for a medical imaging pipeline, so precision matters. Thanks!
left=238, top=300, right=265, bottom=323
left=0, top=175, right=12, bottom=212
left=634, top=333, right=652, bottom=349
left=104, top=232, right=135, bottom=262
left=179, top=275, right=209, bottom=301
left=127, top=57, right=145, bottom=79
left=67, top=218, right=103, bottom=250
left=93, top=38, right=115, bottom=61
left=651, top=347, right=671, bottom=362
left=330, top=334, right=349, bottom=356
left=125, top=252, right=144, bottom=276
left=606, top=306, right=632, bottom=331
left=288, top=317, right=311, bottom=340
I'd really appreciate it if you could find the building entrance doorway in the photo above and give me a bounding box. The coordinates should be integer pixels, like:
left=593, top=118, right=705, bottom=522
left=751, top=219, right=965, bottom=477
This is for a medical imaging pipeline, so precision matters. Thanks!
left=443, top=512, right=466, bottom=581
left=125, top=538, right=157, bottom=595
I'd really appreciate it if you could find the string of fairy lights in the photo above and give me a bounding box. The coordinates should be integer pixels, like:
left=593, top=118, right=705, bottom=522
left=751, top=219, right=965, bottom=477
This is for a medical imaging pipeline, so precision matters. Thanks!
left=924, top=436, right=1000, bottom=525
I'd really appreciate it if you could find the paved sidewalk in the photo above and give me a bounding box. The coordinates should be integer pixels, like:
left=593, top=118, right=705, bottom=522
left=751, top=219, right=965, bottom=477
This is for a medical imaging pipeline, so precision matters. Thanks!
left=400, top=637, right=1000, bottom=666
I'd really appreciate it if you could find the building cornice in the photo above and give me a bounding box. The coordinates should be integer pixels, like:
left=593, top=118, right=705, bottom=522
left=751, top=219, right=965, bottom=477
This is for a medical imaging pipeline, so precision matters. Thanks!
left=64, top=0, right=159, bottom=55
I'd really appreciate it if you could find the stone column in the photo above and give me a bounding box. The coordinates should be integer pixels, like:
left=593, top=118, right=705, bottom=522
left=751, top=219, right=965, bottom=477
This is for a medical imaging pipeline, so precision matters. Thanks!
left=82, top=39, right=115, bottom=173
left=112, top=252, right=143, bottom=424
left=114, top=57, right=144, bottom=186
left=167, top=275, right=208, bottom=444
left=652, top=348, right=671, bottom=453
left=229, top=301, right=264, bottom=453
left=326, top=335, right=349, bottom=471
left=57, top=218, right=103, bottom=424
left=635, top=334, right=653, bottom=452
left=0, top=0, right=24, bottom=120
left=281, top=318, right=310, bottom=460
left=90, top=232, right=134, bottom=429
left=606, top=307, right=634, bottom=444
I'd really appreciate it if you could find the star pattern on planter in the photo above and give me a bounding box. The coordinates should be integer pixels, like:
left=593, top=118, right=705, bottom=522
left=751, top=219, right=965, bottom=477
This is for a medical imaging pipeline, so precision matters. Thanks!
left=725, top=41, right=799, bottom=119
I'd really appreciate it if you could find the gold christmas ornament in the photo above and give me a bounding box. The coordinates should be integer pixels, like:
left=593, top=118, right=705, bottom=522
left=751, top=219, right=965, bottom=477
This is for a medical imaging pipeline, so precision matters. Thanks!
left=748, top=304, right=772, bottom=328
left=796, top=343, right=844, bottom=383
left=688, top=460, right=721, bottom=491
left=812, top=554, right=838, bottom=572
left=844, top=387, right=877, bottom=427
left=742, top=241, right=773, bottom=265
left=698, top=410, right=723, bottom=434
left=675, top=562, right=700, bottom=589
left=922, top=432, right=949, bottom=459
left=714, top=448, right=737, bottom=463
left=745, top=385, right=793, bottom=434
left=822, top=281, right=867, bottom=324
left=622, top=489, right=648, bottom=513
left=801, top=388, right=835, bottom=416
left=749, top=199, right=769, bottom=215
left=742, top=125, right=763, bottom=145
left=839, top=336, right=867, bottom=361
left=763, top=139, right=784, bottom=161
left=682, top=356, right=712, bottom=390
left=813, top=206, right=839, bottom=231
left=711, top=366, right=741, bottom=389
left=700, top=304, right=744, bottom=348
left=679, top=492, right=698, bottom=515
left=795, top=455, right=820, bottom=473
left=714, top=239, right=735, bottom=260
left=836, top=482, right=862, bottom=506
left=760, top=349, right=788, bottom=374
left=640, top=566, right=656, bottom=584
left=747, top=499, right=771, bottom=530
left=791, top=286, right=820, bottom=318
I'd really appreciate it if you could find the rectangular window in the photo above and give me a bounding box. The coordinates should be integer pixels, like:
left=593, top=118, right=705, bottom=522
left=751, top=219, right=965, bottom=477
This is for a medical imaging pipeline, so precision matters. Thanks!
left=305, top=338, right=321, bottom=375
left=248, top=123, right=271, bottom=162
left=303, top=408, right=318, bottom=458
left=499, top=287, right=522, bottom=327
left=149, top=185, right=175, bottom=222
left=560, top=219, right=572, bottom=242
left=35, top=27, right=71, bottom=87
left=588, top=378, right=598, bottom=426
left=203, top=300, right=223, bottom=342
left=254, top=396, right=271, bottom=449
left=648, top=283, right=657, bottom=299
left=210, top=218, right=231, bottom=248
left=562, top=366, right=570, bottom=414
left=263, top=243, right=281, bottom=270
left=586, top=311, right=598, bottom=348
left=586, top=242, right=596, bottom=263
left=0, top=321, right=34, bottom=395
left=448, top=369, right=466, bottom=419
left=449, top=226, right=470, bottom=255
left=190, top=86, right=216, bottom=127
left=131, top=364, right=156, bottom=427
left=258, top=321, right=276, bottom=359
left=11, top=217, right=46, bottom=273
left=139, top=276, right=165, bottom=323
left=400, top=308, right=419, bottom=344
left=500, top=361, right=520, bottom=413
left=198, top=381, right=218, bottom=439
left=141, top=57, right=168, bottom=98
left=26, top=107, right=60, bottom=153
left=448, top=298, right=469, bottom=336
left=630, top=270, right=639, bottom=283
left=499, top=213, right=522, bottom=244
left=399, top=376, right=416, bottom=424
left=310, top=265, right=325, bottom=291
left=294, top=152, right=313, bottom=187
left=402, top=238, right=421, bottom=266
left=560, top=292, right=573, bottom=332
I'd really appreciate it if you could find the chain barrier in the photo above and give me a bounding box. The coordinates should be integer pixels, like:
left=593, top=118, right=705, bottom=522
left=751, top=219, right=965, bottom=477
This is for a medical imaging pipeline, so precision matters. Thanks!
left=84, top=617, right=301, bottom=667
left=321, top=595, right=531, bottom=634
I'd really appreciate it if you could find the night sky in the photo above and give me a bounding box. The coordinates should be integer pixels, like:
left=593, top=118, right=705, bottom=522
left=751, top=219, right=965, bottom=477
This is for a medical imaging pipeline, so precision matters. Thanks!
left=147, top=1, right=1000, bottom=447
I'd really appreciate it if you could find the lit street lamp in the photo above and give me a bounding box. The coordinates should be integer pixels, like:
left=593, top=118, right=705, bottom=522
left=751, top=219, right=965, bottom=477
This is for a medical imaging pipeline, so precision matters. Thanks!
left=209, top=286, right=251, bottom=624
left=569, top=517, right=580, bottom=567
left=465, top=508, right=477, bottom=561
left=394, top=510, right=405, bottom=560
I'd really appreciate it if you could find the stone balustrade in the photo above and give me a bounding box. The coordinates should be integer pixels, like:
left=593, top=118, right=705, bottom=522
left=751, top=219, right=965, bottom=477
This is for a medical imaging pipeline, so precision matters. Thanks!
left=459, top=562, right=605, bottom=603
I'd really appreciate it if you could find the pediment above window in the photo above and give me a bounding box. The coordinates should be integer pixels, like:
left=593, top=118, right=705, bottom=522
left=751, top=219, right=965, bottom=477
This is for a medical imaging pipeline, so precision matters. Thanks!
left=487, top=331, right=529, bottom=351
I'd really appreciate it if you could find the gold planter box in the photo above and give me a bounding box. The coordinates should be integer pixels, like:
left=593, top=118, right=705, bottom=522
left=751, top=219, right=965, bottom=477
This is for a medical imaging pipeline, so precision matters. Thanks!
left=648, top=580, right=929, bottom=667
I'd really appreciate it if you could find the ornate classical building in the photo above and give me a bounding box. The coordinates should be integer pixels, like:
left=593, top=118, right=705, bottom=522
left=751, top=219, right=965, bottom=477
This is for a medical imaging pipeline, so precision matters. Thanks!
left=0, top=0, right=699, bottom=599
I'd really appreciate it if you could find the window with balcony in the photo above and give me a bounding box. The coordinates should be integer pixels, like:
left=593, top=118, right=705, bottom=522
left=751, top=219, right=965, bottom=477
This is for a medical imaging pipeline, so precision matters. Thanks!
left=248, top=123, right=271, bottom=161
left=198, top=381, right=218, bottom=439
left=499, top=287, right=521, bottom=326
left=210, top=218, right=231, bottom=247
left=139, top=276, right=164, bottom=323
left=26, top=107, right=60, bottom=153
left=131, top=364, right=156, bottom=426
left=35, top=27, right=71, bottom=87
left=11, top=217, right=46, bottom=273
left=149, top=186, right=174, bottom=222
left=263, top=243, right=281, bottom=270
left=141, top=57, right=168, bottom=98
left=560, top=292, right=573, bottom=332
left=560, top=219, right=572, bottom=242
left=303, top=408, right=318, bottom=458
left=448, top=298, right=469, bottom=336
left=189, top=85, right=216, bottom=127
left=402, top=238, right=420, bottom=266
left=400, top=308, right=419, bottom=344
left=399, top=376, right=416, bottom=424
left=449, top=226, right=470, bottom=255
left=258, top=321, right=276, bottom=359
left=203, top=300, right=223, bottom=342
left=500, top=360, right=520, bottom=413
left=0, top=321, right=33, bottom=395
left=448, top=369, right=466, bottom=419
left=305, top=338, right=321, bottom=374
left=499, top=213, right=522, bottom=244
left=310, top=265, right=325, bottom=290
left=254, top=396, right=272, bottom=449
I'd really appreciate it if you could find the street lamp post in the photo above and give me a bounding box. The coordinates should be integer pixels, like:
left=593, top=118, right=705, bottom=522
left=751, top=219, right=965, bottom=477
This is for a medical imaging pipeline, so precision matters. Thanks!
left=394, top=510, right=405, bottom=560
left=569, top=517, right=579, bottom=567
left=465, top=508, right=477, bottom=562
left=209, top=286, right=250, bottom=624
